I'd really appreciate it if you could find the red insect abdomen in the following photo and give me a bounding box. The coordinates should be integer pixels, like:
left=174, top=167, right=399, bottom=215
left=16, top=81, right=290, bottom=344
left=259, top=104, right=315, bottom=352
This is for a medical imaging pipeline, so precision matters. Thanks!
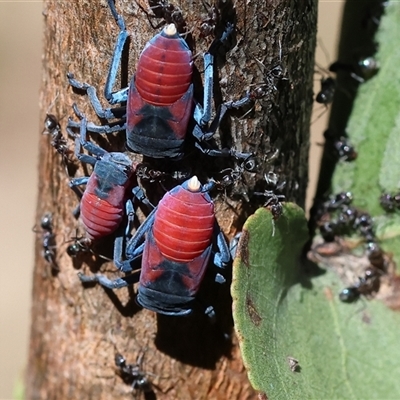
left=135, top=24, right=192, bottom=106
left=152, top=187, right=215, bottom=262
left=80, top=191, right=124, bottom=240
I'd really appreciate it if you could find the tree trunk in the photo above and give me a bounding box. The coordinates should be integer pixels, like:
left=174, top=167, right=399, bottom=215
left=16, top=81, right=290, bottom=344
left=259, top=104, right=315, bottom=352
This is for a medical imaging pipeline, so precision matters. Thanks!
left=26, top=0, right=316, bottom=398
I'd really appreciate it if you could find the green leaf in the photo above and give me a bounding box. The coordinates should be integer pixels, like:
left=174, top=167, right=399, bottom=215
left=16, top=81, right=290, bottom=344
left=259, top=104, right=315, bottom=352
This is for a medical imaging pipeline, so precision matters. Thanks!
left=232, top=205, right=400, bottom=399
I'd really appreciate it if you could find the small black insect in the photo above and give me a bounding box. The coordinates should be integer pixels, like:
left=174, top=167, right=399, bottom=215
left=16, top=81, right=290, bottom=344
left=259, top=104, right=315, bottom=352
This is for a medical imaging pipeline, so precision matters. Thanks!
left=216, top=156, right=257, bottom=186
left=324, top=191, right=353, bottom=211
left=329, top=56, right=379, bottom=84
left=66, top=231, right=91, bottom=258
left=33, top=213, right=58, bottom=272
left=316, top=76, right=336, bottom=105
left=380, top=192, right=400, bottom=212
left=339, top=266, right=381, bottom=303
left=324, top=130, right=357, bottom=162
left=43, top=114, right=76, bottom=175
left=333, top=137, right=358, bottom=162
left=366, top=241, right=386, bottom=271
left=135, top=162, right=191, bottom=183
left=287, top=356, right=300, bottom=373
left=199, top=1, right=219, bottom=38
left=139, top=0, right=187, bottom=34
left=361, top=1, right=389, bottom=31
left=253, top=172, right=286, bottom=220
left=313, top=56, right=379, bottom=124
left=115, top=352, right=154, bottom=396
left=317, top=191, right=379, bottom=246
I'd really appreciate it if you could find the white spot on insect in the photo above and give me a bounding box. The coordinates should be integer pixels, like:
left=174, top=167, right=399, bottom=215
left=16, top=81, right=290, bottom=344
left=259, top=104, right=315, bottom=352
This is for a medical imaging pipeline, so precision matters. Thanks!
left=187, top=176, right=201, bottom=192
left=164, top=23, right=177, bottom=37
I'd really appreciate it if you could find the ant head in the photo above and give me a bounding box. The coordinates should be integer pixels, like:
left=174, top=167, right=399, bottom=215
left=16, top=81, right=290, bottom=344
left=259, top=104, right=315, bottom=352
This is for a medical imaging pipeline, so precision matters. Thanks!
left=40, top=213, right=53, bottom=231
left=243, top=155, right=258, bottom=172
left=339, top=287, right=359, bottom=303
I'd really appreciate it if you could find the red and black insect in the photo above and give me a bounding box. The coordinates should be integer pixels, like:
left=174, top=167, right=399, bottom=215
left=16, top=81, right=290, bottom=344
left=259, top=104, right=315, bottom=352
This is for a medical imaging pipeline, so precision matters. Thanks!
left=68, top=110, right=136, bottom=242
left=125, top=22, right=194, bottom=158
left=67, top=0, right=248, bottom=162
left=79, top=176, right=230, bottom=316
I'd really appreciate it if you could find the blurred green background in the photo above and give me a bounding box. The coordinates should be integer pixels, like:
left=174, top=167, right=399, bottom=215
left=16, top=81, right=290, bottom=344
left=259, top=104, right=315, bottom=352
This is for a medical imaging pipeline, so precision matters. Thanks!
left=0, top=1, right=343, bottom=398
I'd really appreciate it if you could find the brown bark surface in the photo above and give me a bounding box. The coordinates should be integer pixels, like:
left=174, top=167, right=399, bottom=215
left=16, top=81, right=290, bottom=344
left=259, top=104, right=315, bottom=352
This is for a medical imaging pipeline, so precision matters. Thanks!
left=27, top=0, right=317, bottom=399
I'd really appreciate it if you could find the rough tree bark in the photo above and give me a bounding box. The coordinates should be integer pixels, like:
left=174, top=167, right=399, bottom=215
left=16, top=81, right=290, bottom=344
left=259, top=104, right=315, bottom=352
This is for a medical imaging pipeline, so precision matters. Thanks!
left=26, top=0, right=316, bottom=398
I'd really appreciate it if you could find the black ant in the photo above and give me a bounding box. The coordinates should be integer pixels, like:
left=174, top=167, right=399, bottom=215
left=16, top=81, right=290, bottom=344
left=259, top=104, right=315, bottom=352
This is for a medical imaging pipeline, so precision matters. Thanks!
left=222, top=42, right=286, bottom=119
left=380, top=192, right=400, bottom=212
left=138, top=0, right=187, bottom=34
left=366, top=241, right=386, bottom=271
left=135, top=162, right=191, bottom=183
left=332, top=137, right=358, bottom=162
left=315, top=75, right=335, bottom=106
left=253, top=172, right=286, bottom=220
left=329, top=56, right=379, bottom=83
left=323, top=191, right=353, bottom=211
left=313, top=57, right=379, bottom=123
left=362, top=1, right=389, bottom=30
left=33, top=213, right=59, bottom=272
left=66, top=231, right=92, bottom=258
left=339, top=266, right=382, bottom=303
left=114, top=350, right=164, bottom=399
left=315, top=56, right=379, bottom=103
left=214, top=155, right=258, bottom=202
left=66, top=230, right=113, bottom=262
left=323, top=130, right=357, bottom=162
left=199, top=0, right=219, bottom=38
left=234, top=61, right=285, bottom=113
left=338, top=264, right=383, bottom=303
left=43, top=114, right=76, bottom=175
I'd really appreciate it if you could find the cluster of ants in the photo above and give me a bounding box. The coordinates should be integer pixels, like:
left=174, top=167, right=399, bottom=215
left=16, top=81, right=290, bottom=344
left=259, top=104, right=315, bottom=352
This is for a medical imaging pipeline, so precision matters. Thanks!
left=309, top=1, right=395, bottom=304
left=314, top=191, right=389, bottom=303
